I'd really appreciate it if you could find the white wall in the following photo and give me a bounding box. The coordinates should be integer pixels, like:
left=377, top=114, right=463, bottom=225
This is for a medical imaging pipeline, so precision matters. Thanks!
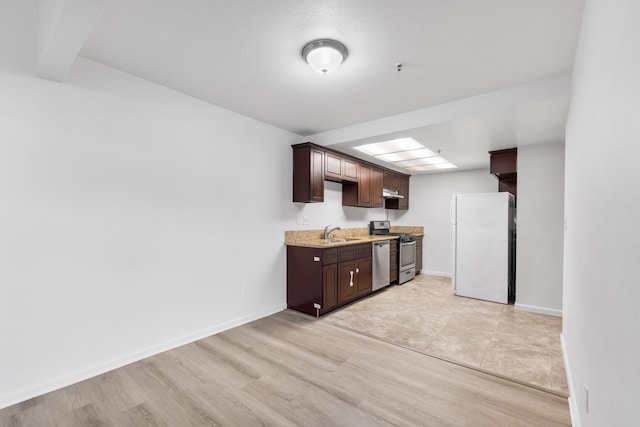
left=0, top=0, right=36, bottom=74
left=0, top=57, right=300, bottom=408
left=290, top=181, right=391, bottom=230
left=515, top=143, right=565, bottom=316
left=398, top=169, right=497, bottom=275
left=563, top=0, right=640, bottom=425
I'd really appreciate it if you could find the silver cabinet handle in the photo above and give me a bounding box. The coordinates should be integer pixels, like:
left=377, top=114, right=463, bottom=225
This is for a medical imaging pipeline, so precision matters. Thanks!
left=356, top=267, right=359, bottom=273
left=350, top=271, right=354, bottom=287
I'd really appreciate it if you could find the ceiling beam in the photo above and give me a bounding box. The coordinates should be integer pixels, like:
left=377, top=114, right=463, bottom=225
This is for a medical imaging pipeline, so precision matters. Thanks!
left=305, top=74, right=572, bottom=147
left=37, top=0, right=107, bottom=82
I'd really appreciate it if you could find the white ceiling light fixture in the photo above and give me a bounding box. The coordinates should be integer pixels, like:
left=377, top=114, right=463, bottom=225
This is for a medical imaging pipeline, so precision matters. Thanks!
left=302, top=39, right=348, bottom=74
left=353, top=138, right=457, bottom=173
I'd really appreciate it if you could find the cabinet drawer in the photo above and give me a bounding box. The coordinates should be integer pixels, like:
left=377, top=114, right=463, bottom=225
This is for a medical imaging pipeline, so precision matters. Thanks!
left=323, top=248, right=337, bottom=265
left=356, top=244, right=371, bottom=259
left=337, top=243, right=371, bottom=262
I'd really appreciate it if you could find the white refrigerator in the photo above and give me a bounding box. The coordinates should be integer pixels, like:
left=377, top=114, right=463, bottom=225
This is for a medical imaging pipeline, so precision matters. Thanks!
left=450, top=192, right=516, bottom=304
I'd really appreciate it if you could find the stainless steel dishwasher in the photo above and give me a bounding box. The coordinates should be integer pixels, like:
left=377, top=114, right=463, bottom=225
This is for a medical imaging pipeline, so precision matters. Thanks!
left=372, top=241, right=390, bottom=291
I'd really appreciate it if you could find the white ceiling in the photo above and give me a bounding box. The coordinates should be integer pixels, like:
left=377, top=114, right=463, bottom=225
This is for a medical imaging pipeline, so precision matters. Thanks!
left=44, top=0, right=586, bottom=173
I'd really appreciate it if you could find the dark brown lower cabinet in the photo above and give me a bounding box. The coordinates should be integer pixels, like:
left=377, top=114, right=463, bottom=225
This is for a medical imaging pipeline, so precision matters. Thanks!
left=322, top=264, right=338, bottom=308
left=338, top=261, right=357, bottom=303
left=287, top=243, right=372, bottom=316
left=415, top=235, right=423, bottom=274
left=389, top=239, right=398, bottom=284
left=338, top=257, right=372, bottom=302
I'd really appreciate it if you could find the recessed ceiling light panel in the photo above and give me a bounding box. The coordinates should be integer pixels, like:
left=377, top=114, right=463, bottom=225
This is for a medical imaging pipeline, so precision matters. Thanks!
left=407, top=163, right=458, bottom=172
left=354, top=138, right=424, bottom=156
left=393, top=157, right=448, bottom=167
left=353, top=138, right=457, bottom=172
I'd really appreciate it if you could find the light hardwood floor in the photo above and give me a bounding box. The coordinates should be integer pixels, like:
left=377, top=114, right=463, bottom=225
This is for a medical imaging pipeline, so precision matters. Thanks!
left=0, top=310, right=570, bottom=426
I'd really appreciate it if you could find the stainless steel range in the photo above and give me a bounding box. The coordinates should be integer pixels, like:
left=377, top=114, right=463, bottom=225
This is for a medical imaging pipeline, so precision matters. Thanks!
left=369, top=220, right=416, bottom=284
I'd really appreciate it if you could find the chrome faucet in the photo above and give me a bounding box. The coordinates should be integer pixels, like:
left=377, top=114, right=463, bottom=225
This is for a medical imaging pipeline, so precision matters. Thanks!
left=324, top=225, right=342, bottom=240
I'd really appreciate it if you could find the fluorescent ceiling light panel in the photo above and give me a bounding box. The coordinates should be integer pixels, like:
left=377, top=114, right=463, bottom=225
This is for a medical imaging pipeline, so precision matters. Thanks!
left=353, top=137, right=457, bottom=172
left=393, top=157, right=448, bottom=167
left=376, top=148, right=437, bottom=162
left=407, top=163, right=458, bottom=171
left=353, top=138, right=424, bottom=156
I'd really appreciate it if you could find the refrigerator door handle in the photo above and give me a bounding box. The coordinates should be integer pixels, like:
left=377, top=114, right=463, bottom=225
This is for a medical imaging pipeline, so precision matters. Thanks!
left=449, top=195, right=456, bottom=225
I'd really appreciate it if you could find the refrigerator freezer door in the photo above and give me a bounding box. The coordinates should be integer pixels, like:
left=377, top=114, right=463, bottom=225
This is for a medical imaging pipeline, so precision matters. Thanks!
left=454, top=192, right=511, bottom=304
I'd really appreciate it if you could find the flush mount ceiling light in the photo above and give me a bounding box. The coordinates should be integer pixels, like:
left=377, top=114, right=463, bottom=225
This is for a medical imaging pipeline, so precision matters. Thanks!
left=353, top=138, right=458, bottom=172
left=302, top=39, right=348, bottom=74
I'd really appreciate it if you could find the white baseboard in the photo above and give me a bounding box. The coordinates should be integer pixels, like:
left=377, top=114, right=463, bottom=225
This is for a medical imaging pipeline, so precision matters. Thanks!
left=0, top=303, right=287, bottom=410
left=514, top=302, right=562, bottom=317
left=422, top=269, right=451, bottom=277
left=561, top=333, right=581, bottom=427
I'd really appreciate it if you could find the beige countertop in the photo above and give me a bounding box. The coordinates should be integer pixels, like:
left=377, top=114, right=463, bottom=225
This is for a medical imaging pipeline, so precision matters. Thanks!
left=285, top=226, right=424, bottom=248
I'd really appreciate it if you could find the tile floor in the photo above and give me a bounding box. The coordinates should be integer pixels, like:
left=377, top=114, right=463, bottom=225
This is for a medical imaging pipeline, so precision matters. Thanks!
left=321, top=274, right=568, bottom=395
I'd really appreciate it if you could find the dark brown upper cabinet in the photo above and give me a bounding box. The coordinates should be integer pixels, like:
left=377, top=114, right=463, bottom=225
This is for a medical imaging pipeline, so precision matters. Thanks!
left=489, top=148, right=517, bottom=197
left=292, top=142, right=409, bottom=207
left=292, top=144, right=324, bottom=203
left=371, top=167, right=384, bottom=208
left=383, top=171, right=409, bottom=210
left=383, top=170, right=400, bottom=191
left=324, top=152, right=358, bottom=183
left=342, top=164, right=384, bottom=208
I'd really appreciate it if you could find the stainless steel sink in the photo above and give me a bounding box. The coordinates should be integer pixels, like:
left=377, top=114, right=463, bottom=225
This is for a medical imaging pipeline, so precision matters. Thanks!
left=324, top=238, right=361, bottom=243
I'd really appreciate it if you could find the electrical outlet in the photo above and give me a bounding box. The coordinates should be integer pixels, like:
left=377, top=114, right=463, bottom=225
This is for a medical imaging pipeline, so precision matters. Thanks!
left=303, top=216, right=309, bottom=225
left=242, top=285, right=249, bottom=296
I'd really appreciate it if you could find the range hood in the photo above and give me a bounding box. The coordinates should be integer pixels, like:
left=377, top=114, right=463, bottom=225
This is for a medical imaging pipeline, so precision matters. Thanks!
left=382, top=188, right=404, bottom=199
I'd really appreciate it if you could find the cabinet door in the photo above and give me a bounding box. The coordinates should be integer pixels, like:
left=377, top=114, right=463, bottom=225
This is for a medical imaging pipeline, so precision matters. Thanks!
left=310, top=149, right=324, bottom=202
left=323, top=264, right=338, bottom=309
left=371, top=167, right=384, bottom=208
left=354, top=257, right=372, bottom=297
left=287, top=246, right=323, bottom=316
left=293, top=145, right=324, bottom=203
left=358, top=164, right=372, bottom=207
left=325, top=152, right=343, bottom=182
left=338, top=261, right=357, bottom=303
left=383, top=170, right=399, bottom=191
left=343, top=159, right=358, bottom=182
left=398, top=175, right=409, bottom=209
